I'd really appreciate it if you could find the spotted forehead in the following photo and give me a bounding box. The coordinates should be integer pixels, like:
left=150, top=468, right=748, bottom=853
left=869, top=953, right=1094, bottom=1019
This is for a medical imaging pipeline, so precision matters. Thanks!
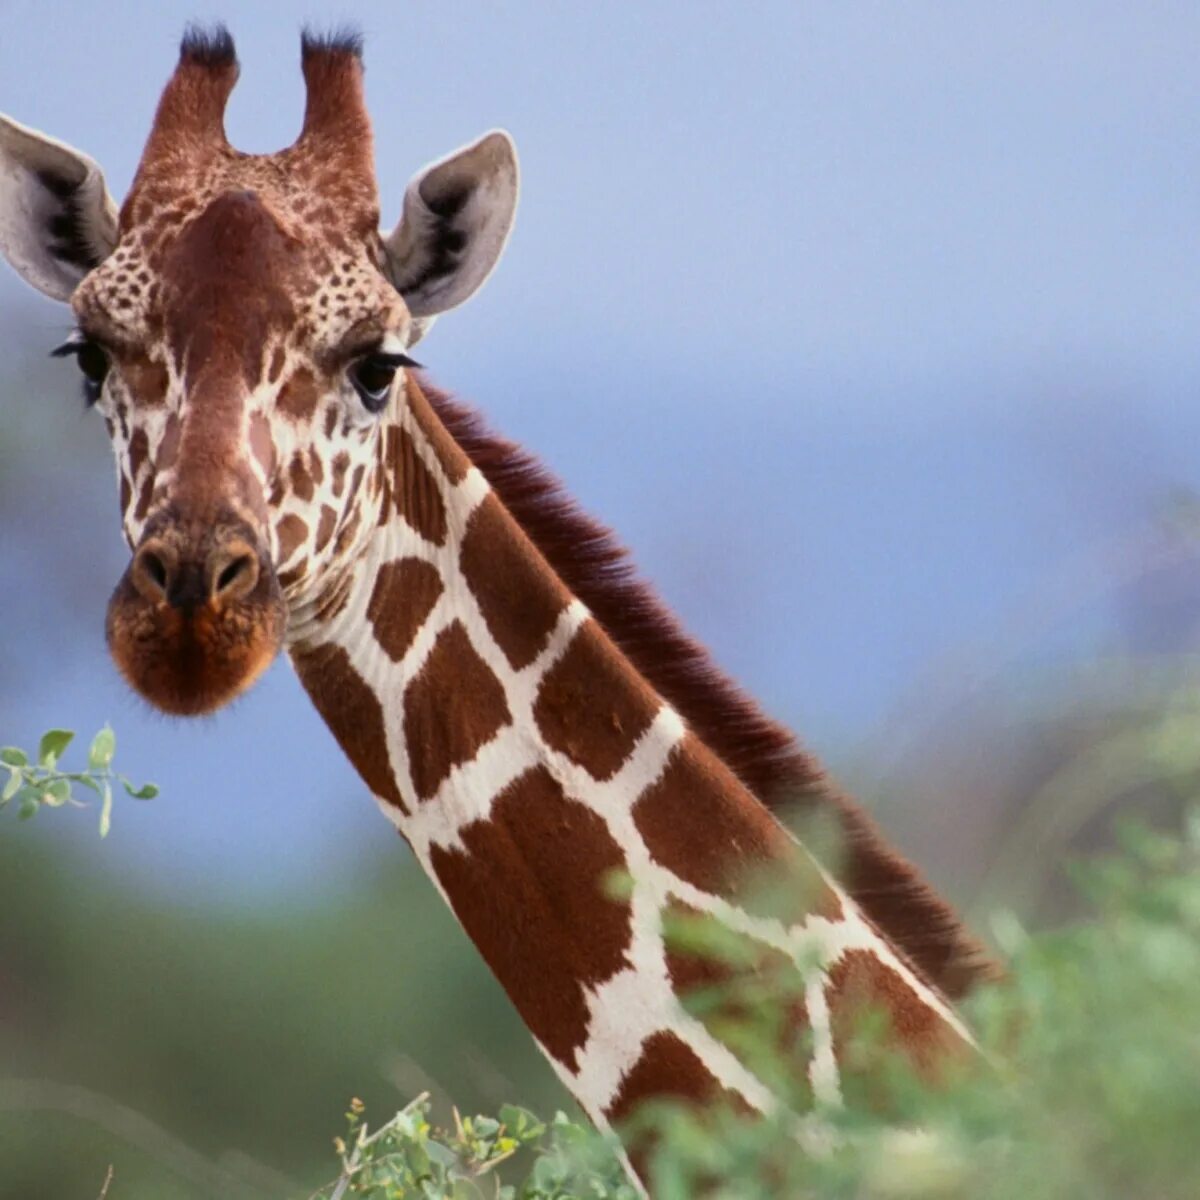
left=73, top=152, right=405, bottom=364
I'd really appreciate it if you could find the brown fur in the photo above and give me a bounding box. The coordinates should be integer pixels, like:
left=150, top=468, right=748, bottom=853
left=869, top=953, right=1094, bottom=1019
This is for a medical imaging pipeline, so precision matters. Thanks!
left=460, top=493, right=571, bottom=670
left=430, top=765, right=633, bottom=1071
left=604, top=1030, right=744, bottom=1128
left=292, top=640, right=407, bottom=813
left=420, top=379, right=996, bottom=1000
left=633, top=735, right=843, bottom=925
left=382, top=426, right=447, bottom=544
left=366, top=558, right=443, bottom=662
left=826, top=949, right=973, bottom=1102
left=403, top=621, right=511, bottom=800
left=534, top=619, right=660, bottom=781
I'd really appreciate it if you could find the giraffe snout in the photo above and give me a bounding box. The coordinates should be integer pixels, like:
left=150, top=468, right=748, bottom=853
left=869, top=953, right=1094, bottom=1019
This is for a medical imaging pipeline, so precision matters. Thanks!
left=107, top=521, right=285, bottom=716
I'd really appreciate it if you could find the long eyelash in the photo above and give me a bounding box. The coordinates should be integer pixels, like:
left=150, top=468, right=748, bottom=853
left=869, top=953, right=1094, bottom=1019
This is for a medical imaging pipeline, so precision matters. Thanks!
left=49, top=336, right=85, bottom=358
left=371, top=351, right=423, bottom=369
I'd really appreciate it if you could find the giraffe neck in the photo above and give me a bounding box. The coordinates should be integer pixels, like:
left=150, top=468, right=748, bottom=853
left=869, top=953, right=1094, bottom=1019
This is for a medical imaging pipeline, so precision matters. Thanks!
left=286, top=376, right=975, bottom=1147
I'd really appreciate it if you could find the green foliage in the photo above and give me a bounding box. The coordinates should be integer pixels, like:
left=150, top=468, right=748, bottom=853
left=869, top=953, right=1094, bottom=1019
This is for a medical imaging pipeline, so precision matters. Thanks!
left=628, top=809, right=1200, bottom=1199
left=0, top=725, right=158, bottom=836
left=315, top=812, right=1200, bottom=1199
left=6, top=720, right=1198, bottom=1198
left=312, top=1096, right=635, bottom=1200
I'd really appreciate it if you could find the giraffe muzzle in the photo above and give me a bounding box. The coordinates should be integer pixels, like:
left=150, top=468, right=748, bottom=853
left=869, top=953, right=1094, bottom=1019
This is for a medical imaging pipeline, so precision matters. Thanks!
left=106, top=519, right=286, bottom=716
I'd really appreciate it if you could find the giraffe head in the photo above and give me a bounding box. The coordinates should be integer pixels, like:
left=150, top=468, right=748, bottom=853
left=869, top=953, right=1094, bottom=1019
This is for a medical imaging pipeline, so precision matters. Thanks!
left=0, top=27, right=518, bottom=714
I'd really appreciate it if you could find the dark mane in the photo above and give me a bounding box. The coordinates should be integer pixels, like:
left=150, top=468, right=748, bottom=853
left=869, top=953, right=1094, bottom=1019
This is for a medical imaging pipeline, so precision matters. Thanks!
left=423, top=380, right=997, bottom=1001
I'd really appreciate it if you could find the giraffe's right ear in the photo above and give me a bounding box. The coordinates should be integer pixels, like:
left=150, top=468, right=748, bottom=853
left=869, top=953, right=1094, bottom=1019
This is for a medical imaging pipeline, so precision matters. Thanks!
left=0, top=114, right=118, bottom=302
left=383, top=130, right=518, bottom=344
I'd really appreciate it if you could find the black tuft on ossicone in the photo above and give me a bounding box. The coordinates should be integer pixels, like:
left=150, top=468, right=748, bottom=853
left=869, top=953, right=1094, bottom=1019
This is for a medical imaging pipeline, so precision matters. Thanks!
left=300, top=24, right=365, bottom=62
left=180, top=22, right=237, bottom=68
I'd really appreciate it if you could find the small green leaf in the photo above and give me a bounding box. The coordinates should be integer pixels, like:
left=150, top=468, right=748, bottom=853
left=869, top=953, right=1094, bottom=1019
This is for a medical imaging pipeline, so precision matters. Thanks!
left=472, top=1115, right=500, bottom=1139
left=69, top=774, right=102, bottom=795
left=88, top=726, right=116, bottom=770
left=38, top=729, right=74, bottom=767
left=424, top=1141, right=458, bottom=1168
left=122, top=780, right=159, bottom=800
left=17, top=797, right=38, bottom=820
left=2, top=771, right=21, bottom=803
left=99, top=780, right=113, bottom=838
left=0, top=747, right=28, bottom=768
left=499, top=1104, right=545, bottom=1143
left=41, top=779, right=70, bottom=807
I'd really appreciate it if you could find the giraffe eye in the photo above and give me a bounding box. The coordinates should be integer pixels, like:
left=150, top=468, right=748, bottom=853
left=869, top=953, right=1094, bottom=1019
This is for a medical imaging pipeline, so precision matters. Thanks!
left=51, top=336, right=110, bottom=407
left=348, top=351, right=420, bottom=414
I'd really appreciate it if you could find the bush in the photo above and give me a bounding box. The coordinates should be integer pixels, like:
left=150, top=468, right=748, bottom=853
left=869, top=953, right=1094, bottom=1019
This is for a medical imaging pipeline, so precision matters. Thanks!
left=315, top=812, right=1200, bottom=1198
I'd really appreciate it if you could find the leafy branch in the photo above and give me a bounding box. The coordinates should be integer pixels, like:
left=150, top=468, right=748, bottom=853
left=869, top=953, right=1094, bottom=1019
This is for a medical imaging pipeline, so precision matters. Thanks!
left=312, top=1094, right=636, bottom=1200
left=0, top=726, right=158, bottom=837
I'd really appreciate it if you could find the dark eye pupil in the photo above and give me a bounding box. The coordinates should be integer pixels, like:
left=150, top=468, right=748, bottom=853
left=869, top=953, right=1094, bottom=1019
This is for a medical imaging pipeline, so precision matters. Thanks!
left=77, top=343, right=108, bottom=385
left=350, top=356, right=399, bottom=413
left=355, top=360, right=395, bottom=395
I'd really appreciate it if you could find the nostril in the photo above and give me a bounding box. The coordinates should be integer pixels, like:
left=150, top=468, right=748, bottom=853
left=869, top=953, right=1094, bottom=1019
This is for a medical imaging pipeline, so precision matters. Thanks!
left=131, top=541, right=176, bottom=602
left=144, top=553, right=168, bottom=591
left=216, top=555, right=253, bottom=595
left=209, top=544, right=260, bottom=603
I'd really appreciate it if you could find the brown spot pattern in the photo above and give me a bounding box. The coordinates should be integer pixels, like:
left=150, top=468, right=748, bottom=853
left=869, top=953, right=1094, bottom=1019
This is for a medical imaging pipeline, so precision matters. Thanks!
left=634, top=736, right=843, bottom=924
left=133, top=474, right=155, bottom=521
left=277, top=557, right=307, bottom=590
left=128, top=427, right=149, bottom=480
left=291, top=640, right=407, bottom=813
left=663, top=898, right=813, bottom=1095
left=288, top=451, right=314, bottom=501
left=347, top=463, right=365, bottom=505
left=419, top=379, right=995, bottom=1000
left=275, top=513, right=307, bottom=564
left=315, top=505, right=337, bottom=553
left=605, top=1031, right=737, bottom=1129
left=366, top=558, right=443, bottom=661
left=277, top=367, right=319, bottom=420
left=534, top=620, right=658, bottom=780
left=383, top=426, right=446, bottom=544
left=330, top=451, right=350, bottom=496
left=429, top=766, right=632, bottom=1069
left=405, top=374, right=470, bottom=483
left=460, top=494, right=569, bottom=670
left=826, top=949, right=969, bottom=1097
left=403, top=621, right=510, bottom=800
left=333, top=507, right=361, bottom=556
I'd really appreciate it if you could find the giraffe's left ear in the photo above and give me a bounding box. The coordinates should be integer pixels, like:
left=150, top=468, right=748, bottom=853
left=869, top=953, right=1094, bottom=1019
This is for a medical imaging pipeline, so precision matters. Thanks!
left=0, top=114, right=118, bottom=302
left=383, top=130, right=518, bottom=341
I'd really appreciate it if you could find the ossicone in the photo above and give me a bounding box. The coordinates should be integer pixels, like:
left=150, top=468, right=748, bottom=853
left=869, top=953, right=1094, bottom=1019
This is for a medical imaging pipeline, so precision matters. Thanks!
left=134, top=22, right=240, bottom=177
left=295, top=26, right=371, bottom=163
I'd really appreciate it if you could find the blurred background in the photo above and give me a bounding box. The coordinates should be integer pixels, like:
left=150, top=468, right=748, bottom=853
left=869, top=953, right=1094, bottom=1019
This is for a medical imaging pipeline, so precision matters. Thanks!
left=1, top=2, right=1198, bottom=1195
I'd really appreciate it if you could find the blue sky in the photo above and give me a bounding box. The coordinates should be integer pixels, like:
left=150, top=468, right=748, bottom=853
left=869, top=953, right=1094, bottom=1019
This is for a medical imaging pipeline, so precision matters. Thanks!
left=0, top=3, right=1197, bottom=899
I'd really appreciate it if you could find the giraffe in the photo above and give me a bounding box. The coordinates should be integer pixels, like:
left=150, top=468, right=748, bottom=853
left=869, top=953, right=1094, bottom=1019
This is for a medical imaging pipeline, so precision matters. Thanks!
left=0, top=27, right=994, bottom=1186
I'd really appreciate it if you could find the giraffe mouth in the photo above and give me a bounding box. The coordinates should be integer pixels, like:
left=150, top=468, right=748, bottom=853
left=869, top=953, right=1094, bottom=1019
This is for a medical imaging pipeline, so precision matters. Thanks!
left=106, top=520, right=287, bottom=716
